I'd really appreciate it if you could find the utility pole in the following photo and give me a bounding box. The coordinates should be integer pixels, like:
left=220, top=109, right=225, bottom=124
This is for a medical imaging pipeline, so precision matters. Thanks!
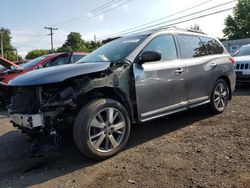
left=0, top=29, right=4, bottom=58
left=15, top=48, right=18, bottom=61
left=44, top=27, right=58, bottom=52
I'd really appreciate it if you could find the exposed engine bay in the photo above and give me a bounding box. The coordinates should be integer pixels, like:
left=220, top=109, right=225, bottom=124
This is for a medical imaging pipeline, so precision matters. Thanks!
left=8, top=85, right=77, bottom=135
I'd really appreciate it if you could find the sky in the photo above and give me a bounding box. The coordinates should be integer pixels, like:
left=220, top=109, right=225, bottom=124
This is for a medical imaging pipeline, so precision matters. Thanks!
left=0, top=0, right=237, bottom=57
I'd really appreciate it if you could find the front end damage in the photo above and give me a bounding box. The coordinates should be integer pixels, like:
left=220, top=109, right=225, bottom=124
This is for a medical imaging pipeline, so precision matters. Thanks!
left=8, top=85, right=77, bottom=136
left=7, top=62, right=135, bottom=153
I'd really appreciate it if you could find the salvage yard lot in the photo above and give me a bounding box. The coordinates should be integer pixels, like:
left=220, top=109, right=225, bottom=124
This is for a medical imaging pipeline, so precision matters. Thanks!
left=0, top=84, right=249, bottom=188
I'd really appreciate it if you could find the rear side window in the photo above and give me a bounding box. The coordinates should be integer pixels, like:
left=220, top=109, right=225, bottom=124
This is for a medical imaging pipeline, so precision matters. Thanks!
left=177, top=35, right=206, bottom=58
left=72, top=55, right=85, bottom=63
left=142, top=35, right=177, bottom=61
left=44, top=55, right=70, bottom=68
left=200, top=37, right=224, bottom=54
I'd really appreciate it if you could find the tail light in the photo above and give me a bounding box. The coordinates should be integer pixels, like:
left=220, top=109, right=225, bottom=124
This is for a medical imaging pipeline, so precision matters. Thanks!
left=229, top=57, right=235, bottom=65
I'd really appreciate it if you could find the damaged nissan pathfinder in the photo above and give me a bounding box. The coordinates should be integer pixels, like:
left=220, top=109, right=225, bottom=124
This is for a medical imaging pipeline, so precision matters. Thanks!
left=7, top=28, right=236, bottom=160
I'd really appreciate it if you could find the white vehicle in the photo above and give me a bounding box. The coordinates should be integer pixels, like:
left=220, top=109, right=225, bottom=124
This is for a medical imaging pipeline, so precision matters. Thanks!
left=234, top=44, right=250, bottom=82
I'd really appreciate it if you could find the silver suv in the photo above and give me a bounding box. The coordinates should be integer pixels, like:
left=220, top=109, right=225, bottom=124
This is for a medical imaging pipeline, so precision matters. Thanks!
left=8, top=28, right=236, bottom=160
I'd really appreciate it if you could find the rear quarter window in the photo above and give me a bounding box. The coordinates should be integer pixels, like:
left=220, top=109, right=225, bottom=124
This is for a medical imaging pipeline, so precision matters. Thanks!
left=177, top=35, right=207, bottom=58
left=199, top=36, right=224, bottom=55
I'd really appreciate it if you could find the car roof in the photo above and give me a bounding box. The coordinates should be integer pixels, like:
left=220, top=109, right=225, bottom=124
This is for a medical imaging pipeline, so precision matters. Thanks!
left=125, top=27, right=209, bottom=38
left=43, top=52, right=88, bottom=57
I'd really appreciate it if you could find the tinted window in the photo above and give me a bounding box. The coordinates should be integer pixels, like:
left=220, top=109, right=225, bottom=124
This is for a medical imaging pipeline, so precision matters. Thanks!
left=177, top=35, right=206, bottom=58
left=142, top=35, right=177, bottom=61
left=72, top=55, right=85, bottom=63
left=234, top=45, right=250, bottom=56
left=200, top=37, right=224, bottom=54
left=78, top=35, right=146, bottom=63
left=44, top=55, right=70, bottom=67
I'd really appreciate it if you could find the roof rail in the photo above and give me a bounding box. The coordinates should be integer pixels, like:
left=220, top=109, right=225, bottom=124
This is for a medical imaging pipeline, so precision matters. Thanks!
left=150, top=26, right=207, bottom=35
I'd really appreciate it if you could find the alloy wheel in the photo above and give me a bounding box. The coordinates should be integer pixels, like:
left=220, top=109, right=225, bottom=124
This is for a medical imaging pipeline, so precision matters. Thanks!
left=88, top=107, right=126, bottom=153
left=214, top=82, right=228, bottom=111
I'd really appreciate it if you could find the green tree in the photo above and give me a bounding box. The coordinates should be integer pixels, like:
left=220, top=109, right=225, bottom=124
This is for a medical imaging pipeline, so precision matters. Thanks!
left=57, top=32, right=102, bottom=53
left=188, top=24, right=203, bottom=32
left=25, top=49, right=50, bottom=59
left=0, top=28, right=21, bottom=61
left=57, top=32, right=87, bottom=52
left=223, top=0, right=250, bottom=40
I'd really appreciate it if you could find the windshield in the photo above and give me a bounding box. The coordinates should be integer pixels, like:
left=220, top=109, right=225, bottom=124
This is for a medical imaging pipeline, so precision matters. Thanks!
left=77, top=35, right=146, bottom=63
left=21, top=55, right=48, bottom=69
left=234, top=45, right=250, bottom=56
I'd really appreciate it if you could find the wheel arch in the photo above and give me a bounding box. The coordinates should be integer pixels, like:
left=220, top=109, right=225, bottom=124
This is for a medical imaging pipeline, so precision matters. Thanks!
left=218, top=75, right=232, bottom=100
left=74, top=87, right=137, bottom=123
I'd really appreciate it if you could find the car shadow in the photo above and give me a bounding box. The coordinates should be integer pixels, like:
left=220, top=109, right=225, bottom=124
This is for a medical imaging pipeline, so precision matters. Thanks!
left=0, top=106, right=7, bottom=119
left=234, top=83, right=250, bottom=96
left=0, top=106, right=213, bottom=187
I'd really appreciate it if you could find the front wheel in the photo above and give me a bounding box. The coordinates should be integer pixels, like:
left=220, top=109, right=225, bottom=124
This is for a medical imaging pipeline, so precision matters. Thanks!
left=73, top=98, right=131, bottom=160
left=208, top=79, right=229, bottom=114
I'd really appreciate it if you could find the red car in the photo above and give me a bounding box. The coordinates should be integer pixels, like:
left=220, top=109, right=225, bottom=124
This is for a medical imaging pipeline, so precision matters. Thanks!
left=0, top=52, right=88, bottom=105
left=0, top=57, right=23, bottom=74
left=0, top=52, right=88, bottom=84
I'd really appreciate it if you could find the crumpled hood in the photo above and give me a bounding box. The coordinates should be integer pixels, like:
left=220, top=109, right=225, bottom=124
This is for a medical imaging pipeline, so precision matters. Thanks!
left=234, top=55, right=250, bottom=63
left=8, top=62, right=110, bottom=86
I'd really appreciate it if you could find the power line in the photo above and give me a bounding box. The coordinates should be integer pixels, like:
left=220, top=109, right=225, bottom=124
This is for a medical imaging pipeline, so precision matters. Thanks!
left=17, top=0, right=133, bottom=50
left=113, top=7, right=235, bottom=38
left=100, top=0, right=213, bottom=39
left=58, top=0, right=133, bottom=28
left=44, top=27, right=58, bottom=51
left=99, top=0, right=236, bottom=39
left=50, top=0, right=124, bottom=27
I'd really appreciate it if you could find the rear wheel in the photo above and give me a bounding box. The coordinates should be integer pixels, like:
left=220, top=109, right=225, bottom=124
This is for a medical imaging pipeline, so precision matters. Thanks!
left=208, top=79, right=229, bottom=114
left=73, top=98, right=131, bottom=160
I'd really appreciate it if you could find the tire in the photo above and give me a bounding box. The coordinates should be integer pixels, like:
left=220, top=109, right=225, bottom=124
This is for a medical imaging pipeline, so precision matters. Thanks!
left=73, top=98, right=131, bottom=160
left=208, top=79, right=229, bottom=114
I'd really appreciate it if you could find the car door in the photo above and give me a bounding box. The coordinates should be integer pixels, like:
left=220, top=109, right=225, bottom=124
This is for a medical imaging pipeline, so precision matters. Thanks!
left=176, top=34, right=212, bottom=104
left=133, top=34, right=188, bottom=122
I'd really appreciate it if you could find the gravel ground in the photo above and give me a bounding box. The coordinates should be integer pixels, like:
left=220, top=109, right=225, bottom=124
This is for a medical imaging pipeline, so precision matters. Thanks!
left=0, top=84, right=249, bottom=188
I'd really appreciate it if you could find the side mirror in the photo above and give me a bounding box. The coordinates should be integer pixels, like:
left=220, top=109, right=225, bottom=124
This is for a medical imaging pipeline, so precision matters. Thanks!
left=138, top=51, right=161, bottom=65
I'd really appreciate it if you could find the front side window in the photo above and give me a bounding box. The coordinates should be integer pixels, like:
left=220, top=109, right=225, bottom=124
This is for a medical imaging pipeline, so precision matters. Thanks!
left=200, top=37, right=224, bottom=54
left=142, top=34, right=177, bottom=61
left=177, top=35, right=206, bottom=58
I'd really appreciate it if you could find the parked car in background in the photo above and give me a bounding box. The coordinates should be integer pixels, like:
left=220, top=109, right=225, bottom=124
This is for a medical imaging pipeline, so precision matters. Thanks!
left=0, top=52, right=88, bottom=84
left=7, top=28, right=235, bottom=160
left=0, top=57, right=23, bottom=74
left=0, top=52, right=88, bottom=105
left=233, top=44, right=250, bottom=82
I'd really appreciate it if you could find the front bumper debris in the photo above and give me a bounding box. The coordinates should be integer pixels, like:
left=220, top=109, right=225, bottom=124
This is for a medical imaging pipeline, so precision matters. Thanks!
left=9, top=113, right=44, bottom=129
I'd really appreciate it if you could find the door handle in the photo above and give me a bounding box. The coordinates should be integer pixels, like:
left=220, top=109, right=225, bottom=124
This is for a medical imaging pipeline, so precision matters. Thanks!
left=175, top=68, right=184, bottom=74
left=210, top=63, right=217, bottom=68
